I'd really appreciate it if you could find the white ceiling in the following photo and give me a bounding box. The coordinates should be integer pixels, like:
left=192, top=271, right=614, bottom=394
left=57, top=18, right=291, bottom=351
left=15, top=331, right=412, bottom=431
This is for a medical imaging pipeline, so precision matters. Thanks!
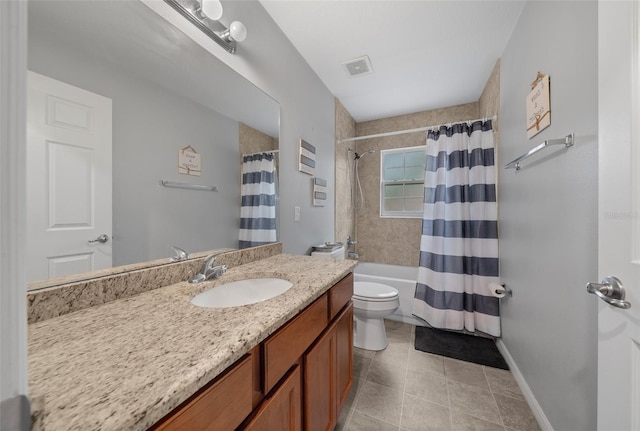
left=259, top=0, right=525, bottom=122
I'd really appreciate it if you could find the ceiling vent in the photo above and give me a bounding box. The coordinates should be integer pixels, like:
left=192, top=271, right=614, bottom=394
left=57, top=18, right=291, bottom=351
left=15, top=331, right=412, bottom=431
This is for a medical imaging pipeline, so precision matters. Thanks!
left=342, top=55, right=373, bottom=77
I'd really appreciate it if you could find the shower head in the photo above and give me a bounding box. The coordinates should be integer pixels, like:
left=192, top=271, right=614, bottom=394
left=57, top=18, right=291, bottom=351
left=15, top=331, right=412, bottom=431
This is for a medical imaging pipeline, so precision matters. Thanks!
left=352, top=149, right=375, bottom=160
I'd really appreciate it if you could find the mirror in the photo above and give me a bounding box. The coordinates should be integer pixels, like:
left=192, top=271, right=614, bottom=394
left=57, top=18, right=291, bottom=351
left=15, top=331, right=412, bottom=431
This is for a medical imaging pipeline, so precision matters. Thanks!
left=26, top=1, right=279, bottom=289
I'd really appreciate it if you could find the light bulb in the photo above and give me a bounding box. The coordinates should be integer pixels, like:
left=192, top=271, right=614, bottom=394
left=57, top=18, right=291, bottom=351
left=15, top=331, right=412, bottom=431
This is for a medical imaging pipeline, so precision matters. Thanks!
left=228, top=21, right=247, bottom=42
left=201, top=0, right=223, bottom=20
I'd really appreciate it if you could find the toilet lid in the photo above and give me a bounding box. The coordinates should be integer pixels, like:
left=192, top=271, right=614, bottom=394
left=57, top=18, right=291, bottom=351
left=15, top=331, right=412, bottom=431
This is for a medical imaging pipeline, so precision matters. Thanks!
left=353, top=281, right=399, bottom=300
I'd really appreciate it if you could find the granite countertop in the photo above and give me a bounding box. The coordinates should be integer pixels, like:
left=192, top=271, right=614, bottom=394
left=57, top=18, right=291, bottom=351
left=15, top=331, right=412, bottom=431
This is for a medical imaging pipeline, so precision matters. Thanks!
left=28, top=254, right=357, bottom=431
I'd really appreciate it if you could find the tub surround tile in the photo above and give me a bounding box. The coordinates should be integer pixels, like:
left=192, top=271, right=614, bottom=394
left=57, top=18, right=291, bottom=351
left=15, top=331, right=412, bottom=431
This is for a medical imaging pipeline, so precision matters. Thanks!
left=28, top=253, right=356, bottom=431
left=27, top=243, right=281, bottom=323
left=29, top=396, right=45, bottom=431
left=335, top=97, right=356, bottom=246
left=239, top=122, right=277, bottom=159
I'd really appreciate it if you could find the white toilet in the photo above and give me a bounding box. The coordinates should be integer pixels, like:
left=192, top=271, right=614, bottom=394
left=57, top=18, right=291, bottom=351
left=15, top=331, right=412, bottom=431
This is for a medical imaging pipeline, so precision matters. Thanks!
left=310, top=244, right=399, bottom=351
left=352, top=281, right=399, bottom=351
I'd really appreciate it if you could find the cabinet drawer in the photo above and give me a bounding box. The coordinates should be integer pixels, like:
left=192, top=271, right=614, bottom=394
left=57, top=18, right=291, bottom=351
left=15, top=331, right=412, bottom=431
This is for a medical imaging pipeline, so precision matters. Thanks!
left=152, top=355, right=253, bottom=431
left=328, top=273, right=353, bottom=321
left=263, top=294, right=328, bottom=393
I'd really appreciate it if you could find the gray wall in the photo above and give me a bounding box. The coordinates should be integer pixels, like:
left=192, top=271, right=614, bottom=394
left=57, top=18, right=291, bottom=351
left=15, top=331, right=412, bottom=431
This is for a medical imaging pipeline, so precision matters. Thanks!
left=165, top=0, right=337, bottom=255
left=29, top=31, right=240, bottom=266
left=499, top=2, right=598, bottom=430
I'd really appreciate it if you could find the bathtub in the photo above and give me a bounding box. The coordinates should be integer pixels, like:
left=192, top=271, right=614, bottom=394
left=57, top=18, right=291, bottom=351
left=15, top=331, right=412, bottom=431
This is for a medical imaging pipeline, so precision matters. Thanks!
left=353, top=262, right=426, bottom=327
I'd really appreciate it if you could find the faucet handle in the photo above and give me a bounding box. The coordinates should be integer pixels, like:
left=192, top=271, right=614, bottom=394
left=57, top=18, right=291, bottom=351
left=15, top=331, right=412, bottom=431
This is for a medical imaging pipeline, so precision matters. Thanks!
left=201, top=254, right=217, bottom=271
left=189, top=254, right=218, bottom=283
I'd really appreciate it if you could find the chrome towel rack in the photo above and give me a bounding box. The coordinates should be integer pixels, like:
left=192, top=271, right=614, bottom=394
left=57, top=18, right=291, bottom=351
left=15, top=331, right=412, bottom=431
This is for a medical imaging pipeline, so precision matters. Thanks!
left=159, top=180, right=218, bottom=192
left=504, top=133, right=574, bottom=170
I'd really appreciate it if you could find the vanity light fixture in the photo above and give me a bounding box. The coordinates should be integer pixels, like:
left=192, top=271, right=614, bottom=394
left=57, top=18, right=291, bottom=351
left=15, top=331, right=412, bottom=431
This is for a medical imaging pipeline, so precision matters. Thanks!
left=164, top=0, right=247, bottom=54
left=199, top=0, right=223, bottom=20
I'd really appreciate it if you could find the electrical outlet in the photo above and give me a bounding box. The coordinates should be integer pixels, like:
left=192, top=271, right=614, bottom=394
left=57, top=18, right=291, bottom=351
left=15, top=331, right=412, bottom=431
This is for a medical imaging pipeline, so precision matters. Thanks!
left=294, top=206, right=301, bottom=222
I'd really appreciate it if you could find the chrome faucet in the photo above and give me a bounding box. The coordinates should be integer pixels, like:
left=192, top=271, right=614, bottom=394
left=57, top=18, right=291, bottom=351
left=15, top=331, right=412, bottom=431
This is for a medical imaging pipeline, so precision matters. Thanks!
left=170, top=246, right=189, bottom=262
left=189, top=254, right=227, bottom=283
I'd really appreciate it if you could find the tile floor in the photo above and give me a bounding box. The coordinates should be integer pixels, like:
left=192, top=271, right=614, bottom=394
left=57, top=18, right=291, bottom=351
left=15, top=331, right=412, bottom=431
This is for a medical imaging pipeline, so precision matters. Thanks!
left=336, top=320, right=541, bottom=431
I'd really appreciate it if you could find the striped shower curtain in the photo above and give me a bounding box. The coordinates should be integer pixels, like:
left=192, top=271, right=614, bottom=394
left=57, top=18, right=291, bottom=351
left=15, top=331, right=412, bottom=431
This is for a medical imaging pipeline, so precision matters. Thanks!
left=239, top=153, right=277, bottom=248
left=412, top=120, right=500, bottom=337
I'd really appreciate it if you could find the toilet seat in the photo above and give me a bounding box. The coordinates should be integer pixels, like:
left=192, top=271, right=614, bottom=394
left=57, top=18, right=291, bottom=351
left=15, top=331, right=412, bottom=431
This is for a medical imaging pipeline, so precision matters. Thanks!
left=353, top=281, right=399, bottom=302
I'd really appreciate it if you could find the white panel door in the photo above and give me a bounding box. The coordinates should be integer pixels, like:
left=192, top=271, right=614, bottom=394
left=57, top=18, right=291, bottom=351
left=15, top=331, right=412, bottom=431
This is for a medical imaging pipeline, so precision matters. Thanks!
left=26, top=71, right=112, bottom=282
left=596, top=2, right=640, bottom=430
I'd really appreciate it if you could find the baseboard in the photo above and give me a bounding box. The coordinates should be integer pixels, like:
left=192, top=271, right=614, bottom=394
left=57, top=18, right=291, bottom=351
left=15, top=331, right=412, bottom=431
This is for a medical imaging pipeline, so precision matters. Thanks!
left=495, top=339, right=554, bottom=431
left=387, top=314, right=427, bottom=327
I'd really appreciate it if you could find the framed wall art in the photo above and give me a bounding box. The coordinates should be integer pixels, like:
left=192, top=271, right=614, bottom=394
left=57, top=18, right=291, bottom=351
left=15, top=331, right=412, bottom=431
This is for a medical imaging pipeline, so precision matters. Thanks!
left=298, top=139, right=316, bottom=175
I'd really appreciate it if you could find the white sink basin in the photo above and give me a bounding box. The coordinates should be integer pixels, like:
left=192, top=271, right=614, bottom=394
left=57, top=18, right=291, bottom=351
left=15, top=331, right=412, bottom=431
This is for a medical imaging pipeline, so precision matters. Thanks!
left=191, top=278, right=293, bottom=308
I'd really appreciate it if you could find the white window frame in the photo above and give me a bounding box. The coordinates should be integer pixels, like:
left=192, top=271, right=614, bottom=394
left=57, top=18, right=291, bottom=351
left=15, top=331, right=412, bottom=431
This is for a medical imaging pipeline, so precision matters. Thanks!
left=379, top=145, right=426, bottom=219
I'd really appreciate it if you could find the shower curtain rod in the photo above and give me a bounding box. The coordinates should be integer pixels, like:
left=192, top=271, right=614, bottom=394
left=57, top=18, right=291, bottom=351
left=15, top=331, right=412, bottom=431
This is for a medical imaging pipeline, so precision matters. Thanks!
left=242, top=149, right=280, bottom=157
left=337, top=115, right=497, bottom=144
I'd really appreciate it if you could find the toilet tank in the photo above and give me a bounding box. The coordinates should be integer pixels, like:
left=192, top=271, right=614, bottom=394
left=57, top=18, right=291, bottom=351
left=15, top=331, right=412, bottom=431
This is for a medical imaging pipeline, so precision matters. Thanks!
left=310, top=245, right=345, bottom=260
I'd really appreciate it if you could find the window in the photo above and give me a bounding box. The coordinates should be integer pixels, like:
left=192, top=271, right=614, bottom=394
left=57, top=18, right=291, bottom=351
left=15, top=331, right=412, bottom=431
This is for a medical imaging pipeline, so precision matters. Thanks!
left=380, top=146, right=426, bottom=218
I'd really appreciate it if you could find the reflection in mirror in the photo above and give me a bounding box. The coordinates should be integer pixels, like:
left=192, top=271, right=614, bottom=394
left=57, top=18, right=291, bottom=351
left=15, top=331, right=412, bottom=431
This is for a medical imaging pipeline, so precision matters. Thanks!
left=26, top=1, right=279, bottom=289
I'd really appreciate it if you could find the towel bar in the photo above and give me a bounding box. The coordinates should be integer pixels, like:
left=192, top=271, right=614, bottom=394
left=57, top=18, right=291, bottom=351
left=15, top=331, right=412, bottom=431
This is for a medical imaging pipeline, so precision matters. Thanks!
left=159, top=180, right=218, bottom=192
left=504, top=133, right=574, bottom=170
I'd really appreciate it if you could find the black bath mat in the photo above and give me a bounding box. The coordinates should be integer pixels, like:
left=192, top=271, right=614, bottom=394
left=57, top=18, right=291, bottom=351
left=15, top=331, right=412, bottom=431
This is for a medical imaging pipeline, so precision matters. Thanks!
left=414, top=326, right=509, bottom=370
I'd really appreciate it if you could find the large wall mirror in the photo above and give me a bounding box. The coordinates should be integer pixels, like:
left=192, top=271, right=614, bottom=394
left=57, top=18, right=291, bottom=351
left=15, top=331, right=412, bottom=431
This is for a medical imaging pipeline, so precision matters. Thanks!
left=26, top=1, right=280, bottom=289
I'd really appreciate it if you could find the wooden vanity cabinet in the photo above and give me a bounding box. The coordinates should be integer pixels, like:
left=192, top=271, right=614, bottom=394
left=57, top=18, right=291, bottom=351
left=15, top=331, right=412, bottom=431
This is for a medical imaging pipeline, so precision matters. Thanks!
left=150, top=273, right=353, bottom=431
left=304, top=303, right=353, bottom=431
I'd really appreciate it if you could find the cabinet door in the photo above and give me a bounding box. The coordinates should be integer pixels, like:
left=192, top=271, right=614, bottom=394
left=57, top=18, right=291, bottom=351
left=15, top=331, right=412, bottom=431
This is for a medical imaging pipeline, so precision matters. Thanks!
left=304, top=323, right=336, bottom=431
left=335, top=302, right=353, bottom=410
left=152, top=355, right=253, bottom=431
left=263, top=294, right=328, bottom=393
left=244, top=365, right=302, bottom=431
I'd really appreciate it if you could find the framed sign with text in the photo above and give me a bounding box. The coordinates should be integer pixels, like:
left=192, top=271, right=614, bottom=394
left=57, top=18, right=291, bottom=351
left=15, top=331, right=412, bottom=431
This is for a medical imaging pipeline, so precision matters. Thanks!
left=526, top=72, right=551, bottom=139
left=178, top=145, right=201, bottom=176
